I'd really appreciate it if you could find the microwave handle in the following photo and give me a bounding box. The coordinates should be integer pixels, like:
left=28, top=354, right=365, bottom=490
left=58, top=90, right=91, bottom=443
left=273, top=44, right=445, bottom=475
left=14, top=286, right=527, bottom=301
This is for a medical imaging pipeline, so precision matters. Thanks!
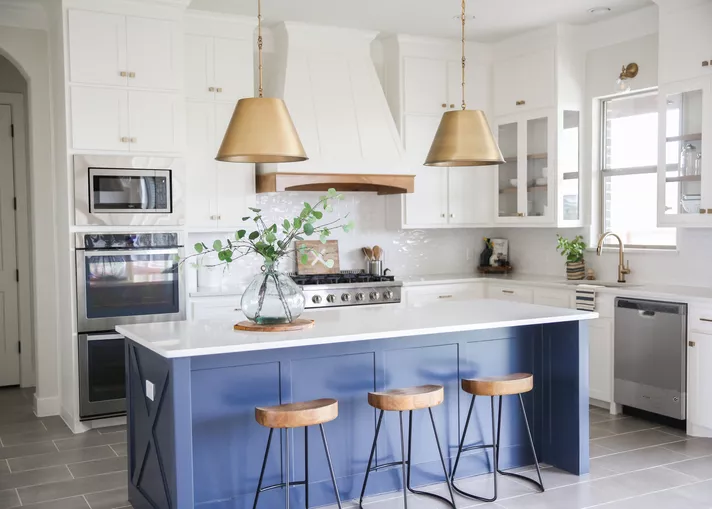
left=83, top=249, right=181, bottom=257
left=86, top=333, right=124, bottom=342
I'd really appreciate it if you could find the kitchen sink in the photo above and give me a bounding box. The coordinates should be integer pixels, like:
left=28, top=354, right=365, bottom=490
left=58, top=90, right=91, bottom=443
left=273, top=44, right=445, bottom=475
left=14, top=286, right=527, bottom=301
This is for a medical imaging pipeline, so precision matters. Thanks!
left=561, top=281, right=642, bottom=288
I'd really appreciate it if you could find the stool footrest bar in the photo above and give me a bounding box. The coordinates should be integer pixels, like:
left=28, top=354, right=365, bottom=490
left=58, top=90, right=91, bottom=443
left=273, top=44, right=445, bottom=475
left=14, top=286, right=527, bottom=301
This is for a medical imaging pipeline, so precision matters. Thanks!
left=258, top=480, right=307, bottom=493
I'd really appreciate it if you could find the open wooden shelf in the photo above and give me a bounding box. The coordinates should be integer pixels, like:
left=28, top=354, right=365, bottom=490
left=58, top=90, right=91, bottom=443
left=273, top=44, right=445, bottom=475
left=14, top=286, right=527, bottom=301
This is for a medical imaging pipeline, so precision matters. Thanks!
left=666, top=175, right=701, bottom=183
left=666, top=133, right=702, bottom=143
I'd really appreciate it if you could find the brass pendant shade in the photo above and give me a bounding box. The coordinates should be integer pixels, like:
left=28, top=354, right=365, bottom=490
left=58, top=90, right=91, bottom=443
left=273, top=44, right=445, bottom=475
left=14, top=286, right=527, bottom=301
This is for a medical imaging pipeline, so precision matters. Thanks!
left=424, top=110, right=504, bottom=167
left=216, top=98, right=307, bottom=163
left=215, top=0, right=307, bottom=164
left=424, top=0, right=503, bottom=167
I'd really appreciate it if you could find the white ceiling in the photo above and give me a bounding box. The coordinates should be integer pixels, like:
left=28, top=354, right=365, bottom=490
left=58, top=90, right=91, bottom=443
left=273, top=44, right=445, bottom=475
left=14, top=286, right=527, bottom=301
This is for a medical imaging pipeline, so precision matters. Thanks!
left=188, top=0, right=654, bottom=41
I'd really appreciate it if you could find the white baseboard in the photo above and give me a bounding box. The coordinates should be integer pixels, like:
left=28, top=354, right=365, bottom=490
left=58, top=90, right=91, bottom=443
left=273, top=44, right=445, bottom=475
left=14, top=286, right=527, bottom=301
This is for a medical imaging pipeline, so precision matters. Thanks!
left=33, top=394, right=60, bottom=417
left=60, top=406, right=91, bottom=434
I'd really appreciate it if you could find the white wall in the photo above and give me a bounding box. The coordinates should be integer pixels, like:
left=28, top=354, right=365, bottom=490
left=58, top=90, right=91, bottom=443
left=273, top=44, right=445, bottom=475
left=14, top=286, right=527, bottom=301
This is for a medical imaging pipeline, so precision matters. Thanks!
left=0, top=23, right=61, bottom=416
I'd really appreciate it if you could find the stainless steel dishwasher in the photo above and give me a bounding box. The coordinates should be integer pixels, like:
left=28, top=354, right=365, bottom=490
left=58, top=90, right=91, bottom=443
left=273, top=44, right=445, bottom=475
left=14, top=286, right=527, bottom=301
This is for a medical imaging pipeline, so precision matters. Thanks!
left=614, top=298, right=687, bottom=420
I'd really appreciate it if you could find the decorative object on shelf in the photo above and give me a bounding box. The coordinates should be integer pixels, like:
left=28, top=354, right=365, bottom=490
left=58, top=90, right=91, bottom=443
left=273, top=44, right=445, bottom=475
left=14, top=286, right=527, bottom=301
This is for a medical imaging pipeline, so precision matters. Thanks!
left=679, top=143, right=698, bottom=176
left=296, top=240, right=340, bottom=275
left=184, top=189, right=355, bottom=325
left=215, top=0, right=306, bottom=163
left=424, top=0, right=504, bottom=167
left=556, top=234, right=586, bottom=280
left=234, top=318, right=315, bottom=332
left=368, top=246, right=384, bottom=276
left=479, top=237, right=493, bottom=268
left=490, top=238, right=509, bottom=266
left=586, top=268, right=596, bottom=281
left=616, top=63, right=639, bottom=92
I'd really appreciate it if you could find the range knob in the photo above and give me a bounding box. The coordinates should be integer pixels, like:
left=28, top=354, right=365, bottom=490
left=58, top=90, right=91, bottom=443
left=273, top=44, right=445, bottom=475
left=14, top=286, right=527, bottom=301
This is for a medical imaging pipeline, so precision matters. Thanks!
left=355, top=292, right=365, bottom=302
left=369, top=291, right=380, bottom=301
left=311, top=295, right=322, bottom=304
left=383, top=290, right=394, bottom=300
left=341, top=293, right=352, bottom=302
left=326, top=294, right=336, bottom=303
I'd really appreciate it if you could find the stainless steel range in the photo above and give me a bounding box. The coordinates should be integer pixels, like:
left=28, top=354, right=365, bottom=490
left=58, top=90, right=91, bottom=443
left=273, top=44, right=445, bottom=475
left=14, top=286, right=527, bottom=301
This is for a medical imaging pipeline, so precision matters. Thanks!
left=291, top=271, right=402, bottom=309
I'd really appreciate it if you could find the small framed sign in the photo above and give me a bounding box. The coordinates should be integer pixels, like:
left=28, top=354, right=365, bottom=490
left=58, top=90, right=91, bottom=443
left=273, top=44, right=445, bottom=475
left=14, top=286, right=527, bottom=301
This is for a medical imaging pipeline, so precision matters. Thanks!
left=296, top=240, right=340, bottom=275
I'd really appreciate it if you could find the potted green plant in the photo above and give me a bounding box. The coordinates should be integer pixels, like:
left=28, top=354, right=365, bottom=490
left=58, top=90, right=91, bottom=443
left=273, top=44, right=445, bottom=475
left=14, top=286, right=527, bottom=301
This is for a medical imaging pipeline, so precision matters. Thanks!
left=184, top=189, right=354, bottom=324
left=556, top=234, right=586, bottom=280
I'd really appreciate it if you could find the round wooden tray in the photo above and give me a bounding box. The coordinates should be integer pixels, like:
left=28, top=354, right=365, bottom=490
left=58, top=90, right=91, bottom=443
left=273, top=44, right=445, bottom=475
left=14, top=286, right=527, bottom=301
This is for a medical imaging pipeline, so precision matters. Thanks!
left=234, top=319, right=315, bottom=332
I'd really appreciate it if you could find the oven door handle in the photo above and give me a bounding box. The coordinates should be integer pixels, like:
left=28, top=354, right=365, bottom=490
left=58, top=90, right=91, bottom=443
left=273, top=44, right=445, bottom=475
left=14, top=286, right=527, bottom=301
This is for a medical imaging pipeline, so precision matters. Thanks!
left=86, top=333, right=125, bottom=342
left=83, top=249, right=181, bottom=257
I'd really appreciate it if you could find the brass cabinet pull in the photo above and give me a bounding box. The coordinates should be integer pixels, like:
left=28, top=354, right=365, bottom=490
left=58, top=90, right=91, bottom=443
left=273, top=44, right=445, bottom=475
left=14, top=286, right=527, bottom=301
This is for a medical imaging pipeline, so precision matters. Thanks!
left=700, top=318, right=712, bottom=323
left=516, top=100, right=526, bottom=106
left=502, top=290, right=515, bottom=294
left=217, top=215, right=222, bottom=220
left=438, top=295, right=453, bottom=299
left=700, top=209, right=707, bottom=214
left=517, top=212, right=525, bottom=217
left=441, top=103, right=447, bottom=108
left=129, top=137, right=137, bottom=143
left=703, top=61, right=710, bottom=67
left=128, top=72, right=136, bottom=78
left=208, top=87, right=215, bottom=92
left=119, top=71, right=127, bottom=77
left=216, top=87, right=223, bottom=93
left=690, top=341, right=696, bottom=347
left=449, top=104, right=455, bottom=108
left=120, top=137, right=128, bottom=143
left=708, top=209, right=712, bottom=214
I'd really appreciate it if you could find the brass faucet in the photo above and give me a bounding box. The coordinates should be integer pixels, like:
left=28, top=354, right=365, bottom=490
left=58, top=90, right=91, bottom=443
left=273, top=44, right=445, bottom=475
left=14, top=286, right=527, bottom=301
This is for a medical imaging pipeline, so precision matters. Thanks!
left=596, top=232, right=631, bottom=283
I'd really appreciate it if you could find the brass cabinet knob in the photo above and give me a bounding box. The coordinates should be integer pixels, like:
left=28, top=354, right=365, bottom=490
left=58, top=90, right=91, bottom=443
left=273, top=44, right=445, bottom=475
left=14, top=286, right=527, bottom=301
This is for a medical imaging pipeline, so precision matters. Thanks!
left=208, top=87, right=215, bottom=92
left=516, top=100, right=526, bottom=106
left=216, top=87, right=223, bottom=93
left=690, top=341, right=696, bottom=347
left=703, top=61, right=710, bottom=67
left=129, top=137, right=137, bottom=143
left=700, top=209, right=708, bottom=214
left=128, top=72, right=136, bottom=78
left=449, top=104, right=455, bottom=108
left=450, top=213, right=454, bottom=218
left=119, top=71, right=127, bottom=77
left=441, top=103, right=447, bottom=108
left=120, top=137, right=129, bottom=143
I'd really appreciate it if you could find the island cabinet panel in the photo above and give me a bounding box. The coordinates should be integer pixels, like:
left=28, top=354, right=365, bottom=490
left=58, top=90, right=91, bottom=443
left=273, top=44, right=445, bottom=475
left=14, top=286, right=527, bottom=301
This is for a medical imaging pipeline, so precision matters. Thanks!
left=125, top=320, right=590, bottom=509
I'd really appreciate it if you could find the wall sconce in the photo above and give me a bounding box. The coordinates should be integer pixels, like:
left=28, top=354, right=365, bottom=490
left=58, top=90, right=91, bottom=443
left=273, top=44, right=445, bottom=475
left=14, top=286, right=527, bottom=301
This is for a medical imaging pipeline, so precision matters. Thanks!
left=616, top=63, right=639, bottom=92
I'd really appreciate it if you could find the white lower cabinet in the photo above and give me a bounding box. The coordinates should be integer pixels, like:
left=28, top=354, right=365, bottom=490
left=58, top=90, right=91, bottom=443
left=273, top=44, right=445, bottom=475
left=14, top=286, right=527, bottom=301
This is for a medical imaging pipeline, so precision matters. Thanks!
left=688, top=310, right=712, bottom=437
left=404, top=283, right=484, bottom=307
left=486, top=284, right=534, bottom=303
left=190, top=296, right=241, bottom=321
left=533, top=288, right=571, bottom=308
left=589, top=317, right=613, bottom=403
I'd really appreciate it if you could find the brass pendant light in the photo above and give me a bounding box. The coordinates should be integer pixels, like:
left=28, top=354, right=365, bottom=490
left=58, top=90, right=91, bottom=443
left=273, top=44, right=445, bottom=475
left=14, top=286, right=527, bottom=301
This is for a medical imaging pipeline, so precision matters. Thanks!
left=216, top=0, right=307, bottom=163
left=424, top=0, right=504, bottom=167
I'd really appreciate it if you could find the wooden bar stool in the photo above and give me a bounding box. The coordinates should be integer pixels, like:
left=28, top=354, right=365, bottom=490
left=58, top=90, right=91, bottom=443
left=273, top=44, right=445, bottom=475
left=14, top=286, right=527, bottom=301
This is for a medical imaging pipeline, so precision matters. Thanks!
left=359, top=385, right=456, bottom=509
left=253, top=398, right=342, bottom=509
left=450, top=373, right=544, bottom=503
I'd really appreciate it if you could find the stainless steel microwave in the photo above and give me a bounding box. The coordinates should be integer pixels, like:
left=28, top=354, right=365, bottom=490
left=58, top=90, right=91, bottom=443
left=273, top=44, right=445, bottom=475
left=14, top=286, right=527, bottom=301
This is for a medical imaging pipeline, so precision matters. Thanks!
left=74, top=155, right=185, bottom=226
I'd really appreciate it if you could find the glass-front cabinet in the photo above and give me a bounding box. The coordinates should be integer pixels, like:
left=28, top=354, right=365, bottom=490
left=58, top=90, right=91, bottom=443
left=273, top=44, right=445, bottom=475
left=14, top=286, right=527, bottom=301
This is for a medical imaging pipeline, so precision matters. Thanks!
left=495, top=109, right=579, bottom=226
left=658, top=77, right=712, bottom=226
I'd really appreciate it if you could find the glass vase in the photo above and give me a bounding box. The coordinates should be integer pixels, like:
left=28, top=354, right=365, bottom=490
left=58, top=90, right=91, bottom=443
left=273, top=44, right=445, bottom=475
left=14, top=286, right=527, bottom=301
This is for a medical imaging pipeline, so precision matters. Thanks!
left=241, top=264, right=305, bottom=325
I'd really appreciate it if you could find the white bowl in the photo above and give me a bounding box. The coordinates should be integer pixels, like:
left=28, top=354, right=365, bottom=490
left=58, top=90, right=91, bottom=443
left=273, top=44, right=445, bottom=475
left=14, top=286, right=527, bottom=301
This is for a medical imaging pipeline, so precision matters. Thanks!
left=535, top=177, right=548, bottom=186
left=509, top=178, right=518, bottom=187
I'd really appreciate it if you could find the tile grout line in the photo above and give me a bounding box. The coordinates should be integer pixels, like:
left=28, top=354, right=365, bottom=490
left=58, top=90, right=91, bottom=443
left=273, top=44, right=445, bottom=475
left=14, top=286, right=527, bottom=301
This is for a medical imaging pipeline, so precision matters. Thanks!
left=82, top=494, right=91, bottom=509
left=589, top=426, right=681, bottom=442
left=583, top=477, right=711, bottom=508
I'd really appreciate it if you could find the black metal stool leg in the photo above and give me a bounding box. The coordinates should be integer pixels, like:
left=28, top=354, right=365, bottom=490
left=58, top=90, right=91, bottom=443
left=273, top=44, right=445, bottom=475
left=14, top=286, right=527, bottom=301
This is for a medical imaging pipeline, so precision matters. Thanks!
left=451, top=395, right=475, bottom=482
left=253, top=428, right=274, bottom=509
left=304, top=427, right=309, bottom=509
left=285, top=428, right=291, bottom=509
left=358, top=410, right=384, bottom=509
left=319, top=424, right=343, bottom=509
left=404, top=410, right=456, bottom=508
left=399, top=411, right=408, bottom=509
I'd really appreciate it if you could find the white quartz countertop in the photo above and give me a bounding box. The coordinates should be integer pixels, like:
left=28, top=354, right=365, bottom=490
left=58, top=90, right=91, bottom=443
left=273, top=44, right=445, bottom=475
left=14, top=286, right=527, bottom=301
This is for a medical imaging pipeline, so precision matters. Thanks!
left=117, top=299, right=597, bottom=359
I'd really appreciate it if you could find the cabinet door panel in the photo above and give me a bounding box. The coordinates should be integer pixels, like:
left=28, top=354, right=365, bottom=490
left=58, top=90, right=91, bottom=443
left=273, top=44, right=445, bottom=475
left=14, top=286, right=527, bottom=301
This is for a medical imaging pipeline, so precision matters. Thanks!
left=185, top=34, right=215, bottom=101
left=214, top=38, right=254, bottom=103
left=128, top=91, right=181, bottom=153
left=186, top=102, right=218, bottom=229
left=448, top=167, right=491, bottom=225
left=494, top=49, right=555, bottom=117
left=68, top=10, right=126, bottom=86
left=215, top=103, right=255, bottom=228
left=403, top=115, right=447, bottom=225
left=70, top=87, right=128, bottom=151
left=447, top=60, right=490, bottom=112
left=404, top=57, right=448, bottom=115
left=688, top=332, right=712, bottom=437
left=659, top=2, right=712, bottom=84
left=589, top=318, right=612, bottom=403
left=126, top=16, right=179, bottom=90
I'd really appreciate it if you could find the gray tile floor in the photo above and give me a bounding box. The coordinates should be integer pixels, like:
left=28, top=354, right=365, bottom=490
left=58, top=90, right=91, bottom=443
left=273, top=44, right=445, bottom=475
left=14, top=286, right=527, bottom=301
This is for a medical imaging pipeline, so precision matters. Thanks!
left=3, top=386, right=712, bottom=509
left=0, top=387, right=128, bottom=509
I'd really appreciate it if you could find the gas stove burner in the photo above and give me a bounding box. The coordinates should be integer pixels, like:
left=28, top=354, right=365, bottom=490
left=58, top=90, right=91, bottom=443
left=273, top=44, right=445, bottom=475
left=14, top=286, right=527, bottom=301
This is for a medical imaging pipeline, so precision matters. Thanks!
left=290, top=271, right=396, bottom=286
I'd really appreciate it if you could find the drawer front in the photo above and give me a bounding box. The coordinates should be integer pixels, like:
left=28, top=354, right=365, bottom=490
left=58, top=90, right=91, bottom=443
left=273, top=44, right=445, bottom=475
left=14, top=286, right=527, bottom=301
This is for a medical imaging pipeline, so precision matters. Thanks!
left=533, top=289, right=572, bottom=308
left=405, top=283, right=483, bottom=307
left=486, top=285, right=534, bottom=303
left=690, top=305, right=712, bottom=334
left=191, top=300, right=241, bottom=321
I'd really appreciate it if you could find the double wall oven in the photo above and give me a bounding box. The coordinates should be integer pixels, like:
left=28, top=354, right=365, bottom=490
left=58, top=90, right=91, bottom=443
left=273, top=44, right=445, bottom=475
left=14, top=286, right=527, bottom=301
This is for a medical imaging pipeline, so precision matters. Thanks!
left=76, top=233, right=185, bottom=420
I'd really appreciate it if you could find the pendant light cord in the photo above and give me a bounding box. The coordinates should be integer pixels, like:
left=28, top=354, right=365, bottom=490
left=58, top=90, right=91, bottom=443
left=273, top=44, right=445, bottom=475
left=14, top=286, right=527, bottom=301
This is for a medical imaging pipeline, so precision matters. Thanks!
left=257, top=0, right=264, bottom=98
left=461, top=0, right=466, bottom=110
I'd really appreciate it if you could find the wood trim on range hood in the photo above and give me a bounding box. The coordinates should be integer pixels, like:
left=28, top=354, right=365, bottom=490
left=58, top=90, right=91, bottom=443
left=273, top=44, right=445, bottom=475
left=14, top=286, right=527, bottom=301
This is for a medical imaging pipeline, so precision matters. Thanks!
left=257, top=173, right=415, bottom=195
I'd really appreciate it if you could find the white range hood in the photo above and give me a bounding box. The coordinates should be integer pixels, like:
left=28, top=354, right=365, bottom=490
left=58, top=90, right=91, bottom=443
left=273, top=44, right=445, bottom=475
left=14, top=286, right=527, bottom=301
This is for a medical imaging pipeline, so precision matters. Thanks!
left=258, top=22, right=413, bottom=195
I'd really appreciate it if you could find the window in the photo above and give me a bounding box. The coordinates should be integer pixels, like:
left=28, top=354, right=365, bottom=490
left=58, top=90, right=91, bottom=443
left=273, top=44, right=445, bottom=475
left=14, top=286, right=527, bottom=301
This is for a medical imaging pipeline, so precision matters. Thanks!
left=601, top=91, right=676, bottom=248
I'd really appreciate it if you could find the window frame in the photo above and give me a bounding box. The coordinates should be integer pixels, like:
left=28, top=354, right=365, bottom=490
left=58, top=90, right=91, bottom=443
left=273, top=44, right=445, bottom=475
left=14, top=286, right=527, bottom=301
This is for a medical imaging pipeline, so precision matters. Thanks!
left=599, top=89, right=677, bottom=250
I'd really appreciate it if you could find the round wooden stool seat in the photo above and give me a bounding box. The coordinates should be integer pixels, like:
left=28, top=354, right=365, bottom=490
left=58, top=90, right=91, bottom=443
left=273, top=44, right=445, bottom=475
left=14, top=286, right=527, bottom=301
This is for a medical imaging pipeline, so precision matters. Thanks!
left=368, top=384, right=444, bottom=411
left=461, top=373, right=533, bottom=397
left=255, top=398, right=338, bottom=429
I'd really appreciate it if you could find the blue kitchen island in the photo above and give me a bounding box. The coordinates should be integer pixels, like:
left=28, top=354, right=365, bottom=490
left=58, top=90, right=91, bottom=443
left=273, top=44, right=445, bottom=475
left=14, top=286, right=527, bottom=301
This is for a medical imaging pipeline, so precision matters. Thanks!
left=117, top=300, right=597, bottom=509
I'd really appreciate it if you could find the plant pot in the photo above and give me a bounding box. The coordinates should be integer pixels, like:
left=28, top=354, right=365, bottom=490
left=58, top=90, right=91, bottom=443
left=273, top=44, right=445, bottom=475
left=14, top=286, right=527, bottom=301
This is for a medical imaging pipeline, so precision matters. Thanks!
left=241, top=264, right=305, bottom=324
left=566, top=261, right=586, bottom=281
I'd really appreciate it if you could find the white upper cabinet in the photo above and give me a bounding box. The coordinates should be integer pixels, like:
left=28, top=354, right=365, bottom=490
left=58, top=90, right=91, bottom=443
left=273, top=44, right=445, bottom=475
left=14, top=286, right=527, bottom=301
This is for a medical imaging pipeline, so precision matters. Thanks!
left=493, top=49, right=556, bottom=117
left=127, top=91, right=182, bottom=153
left=448, top=166, right=493, bottom=226
left=404, top=57, right=448, bottom=114
left=659, top=1, right=712, bottom=85
left=125, top=16, right=180, bottom=90
left=447, top=60, right=490, bottom=112
left=68, top=10, right=127, bottom=87
left=68, top=9, right=179, bottom=90
left=185, top=35, right=254, bottom=102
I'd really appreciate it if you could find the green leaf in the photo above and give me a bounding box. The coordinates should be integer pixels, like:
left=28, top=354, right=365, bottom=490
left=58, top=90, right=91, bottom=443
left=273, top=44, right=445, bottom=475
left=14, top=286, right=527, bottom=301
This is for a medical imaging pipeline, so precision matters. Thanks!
left=335, top=193, right=345, bottom=200
left=343, top=220, right=355, bottom=233
left=212, top=240, right=222, bottom=251
left=311, top=210, right=323, bottom=220
left=298, top=244, right=308, bottom=253
left=248, top=207, right=262, bottom=213
left=237, top=230, right=246, bottom=240
left=325, top=259, right=335, bottom=269
left=254, top=215, right=262, bottom=222
left=303, top=202, right=312, bottom=211
left=303, top=222, right=314, bottom=236
left=283, top=219, right=291, bottom=231
left=265, top=232, right=277, bottom=244
left=325, top=204, right=333, bottom=212
left=295, top=235, right=304, bottom=241
left=270, top=224, right=278, bottom=233
left=242, top=216, right=251, bottom=221
left=194, top=243, right=204, bottom=254
left=293, top=217, right=302, bottom=229
left=217, top=251, right=225, bottom=261
left=300, top=253, right=308, bottom=265
left=249, top=231, right=259, bottom=240
left=327, top=188, right=337, bottom=198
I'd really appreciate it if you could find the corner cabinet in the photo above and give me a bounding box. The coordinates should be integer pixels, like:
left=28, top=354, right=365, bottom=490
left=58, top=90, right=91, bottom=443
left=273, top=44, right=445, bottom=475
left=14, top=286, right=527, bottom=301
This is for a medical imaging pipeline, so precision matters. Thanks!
left=657, top=77, right=712, bottom=227
left=494, top=108, right=582, bottom=226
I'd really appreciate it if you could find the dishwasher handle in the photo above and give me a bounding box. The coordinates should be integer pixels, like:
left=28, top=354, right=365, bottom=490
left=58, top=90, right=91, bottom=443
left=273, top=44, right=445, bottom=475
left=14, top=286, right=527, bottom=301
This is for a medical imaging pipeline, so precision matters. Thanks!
left=616, top=298, right=687, bottom=316
left=639, top=310, right=656, bottom=318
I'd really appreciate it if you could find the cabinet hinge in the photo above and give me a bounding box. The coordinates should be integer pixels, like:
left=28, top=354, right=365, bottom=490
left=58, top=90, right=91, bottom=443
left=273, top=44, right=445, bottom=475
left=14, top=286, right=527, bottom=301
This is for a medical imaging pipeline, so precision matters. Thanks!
left=10, top=124, right=14, bottom=138
left=18, top=341, right=21, bottom=354
left=15, top=269, right=19, bottom=282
